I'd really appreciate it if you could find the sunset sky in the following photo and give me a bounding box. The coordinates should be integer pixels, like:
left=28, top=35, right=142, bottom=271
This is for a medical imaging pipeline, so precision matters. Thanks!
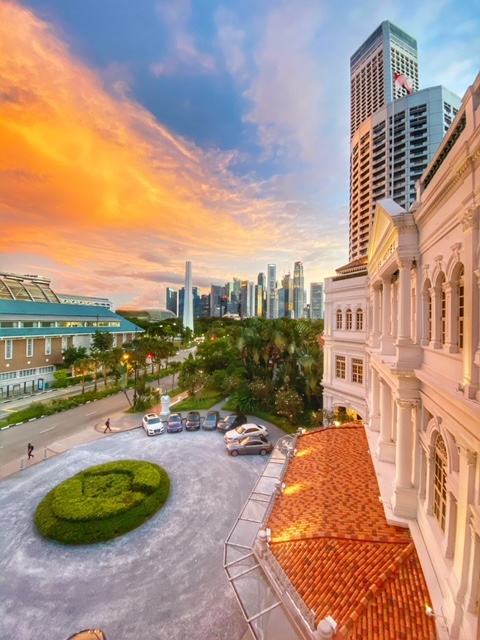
left=1, top=0, right=479, bottom=309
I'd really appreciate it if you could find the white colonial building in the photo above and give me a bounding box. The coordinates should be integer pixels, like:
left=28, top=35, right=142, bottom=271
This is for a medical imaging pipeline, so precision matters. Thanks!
left=324, top=73, right=480, bottom=639
left=323, top=258, right=368, bottom=421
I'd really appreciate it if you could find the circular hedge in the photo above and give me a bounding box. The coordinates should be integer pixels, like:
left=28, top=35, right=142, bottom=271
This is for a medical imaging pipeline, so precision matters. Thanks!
left=35, top=460, right=170, bottom=545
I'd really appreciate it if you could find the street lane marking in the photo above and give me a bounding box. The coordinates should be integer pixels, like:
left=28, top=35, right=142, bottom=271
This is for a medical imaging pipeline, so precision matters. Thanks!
left=40, top=427, right=56, bottom=434
left=85, top=411, right=98, bottom=416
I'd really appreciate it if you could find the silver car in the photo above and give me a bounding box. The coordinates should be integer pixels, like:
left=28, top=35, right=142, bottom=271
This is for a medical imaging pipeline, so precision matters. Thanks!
left=227, top=436, right=273, bottom=457
left=224, top=423, right=269, bottom=443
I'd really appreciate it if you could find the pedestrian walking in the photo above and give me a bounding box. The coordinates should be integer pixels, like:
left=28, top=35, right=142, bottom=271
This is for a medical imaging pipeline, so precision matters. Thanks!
left=104, top=418, right=111, bottom=433
left=27, top=443, right=34, bottom=459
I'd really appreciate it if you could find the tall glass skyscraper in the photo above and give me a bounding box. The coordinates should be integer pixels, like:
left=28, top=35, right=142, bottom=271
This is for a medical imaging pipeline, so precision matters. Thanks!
left=266, top=264, right=277, bottom=319
left=310, top=282, right=324, bottom=320
left=166, top=287, right=177, bottom=315
left=293, top=261, right=304, bottom=319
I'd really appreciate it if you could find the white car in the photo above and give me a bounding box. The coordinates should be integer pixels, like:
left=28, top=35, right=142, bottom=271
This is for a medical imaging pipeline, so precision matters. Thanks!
left=142, top=413, right=165, bottom=436
left=224, top=423, right=269, bottom=443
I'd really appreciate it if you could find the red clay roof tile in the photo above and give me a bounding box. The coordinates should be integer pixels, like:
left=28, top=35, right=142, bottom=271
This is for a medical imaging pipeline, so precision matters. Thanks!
left=266, top=424, right=437, bottom=639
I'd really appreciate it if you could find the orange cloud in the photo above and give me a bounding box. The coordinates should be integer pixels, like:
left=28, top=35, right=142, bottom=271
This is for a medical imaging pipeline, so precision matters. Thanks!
left=0, top=5, right=280, bottom=274
left=0, top=2, right=348, bottom=307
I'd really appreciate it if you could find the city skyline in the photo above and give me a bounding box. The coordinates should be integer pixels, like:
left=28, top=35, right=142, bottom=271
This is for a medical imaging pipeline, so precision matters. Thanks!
left=2, top=1, right=478, bottom=309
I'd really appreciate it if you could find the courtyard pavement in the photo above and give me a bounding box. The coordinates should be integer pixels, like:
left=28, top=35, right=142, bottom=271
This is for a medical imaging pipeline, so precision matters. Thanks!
left=0, top=409, right=285, bottom=640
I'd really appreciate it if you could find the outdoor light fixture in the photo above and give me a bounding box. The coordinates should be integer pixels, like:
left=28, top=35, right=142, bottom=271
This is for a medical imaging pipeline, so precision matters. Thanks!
left=265, top=528, right=272, bottom=543
left=334, top=420, right=341, bottom=427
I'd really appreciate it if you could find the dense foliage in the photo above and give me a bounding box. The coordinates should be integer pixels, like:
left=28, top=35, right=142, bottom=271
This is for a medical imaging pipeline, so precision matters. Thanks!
left=180, top=317, right=324, bottom=424
left=35, top=460, right=170, bottom=544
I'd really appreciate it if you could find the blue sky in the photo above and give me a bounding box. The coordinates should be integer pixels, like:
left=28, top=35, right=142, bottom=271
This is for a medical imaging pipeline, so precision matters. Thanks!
left=2, top=0, right=479, bottom=308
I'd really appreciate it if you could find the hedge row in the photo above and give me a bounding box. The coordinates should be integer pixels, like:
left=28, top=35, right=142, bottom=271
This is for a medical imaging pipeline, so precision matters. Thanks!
left=35, top=460, right=170, bottom=545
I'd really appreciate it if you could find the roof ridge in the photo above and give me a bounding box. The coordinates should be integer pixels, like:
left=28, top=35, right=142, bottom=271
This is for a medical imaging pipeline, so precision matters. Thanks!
left=335, top=542, right=417, bottom=637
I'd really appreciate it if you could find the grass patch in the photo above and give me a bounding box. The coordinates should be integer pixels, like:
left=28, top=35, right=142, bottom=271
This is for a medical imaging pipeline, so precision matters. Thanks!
left=174, top=389, right=224, bottom=411
left=35, top=460, right=170, bottom=545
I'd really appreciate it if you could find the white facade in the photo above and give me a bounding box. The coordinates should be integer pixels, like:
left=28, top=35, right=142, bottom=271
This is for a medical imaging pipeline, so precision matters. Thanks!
left=323, top=260, right=368, bottom=420
left=365, top=75, right=480, bottom=640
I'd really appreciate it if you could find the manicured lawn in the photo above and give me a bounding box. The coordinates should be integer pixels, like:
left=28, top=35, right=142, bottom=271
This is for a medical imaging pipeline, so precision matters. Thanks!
left=35, top=460, right=170, bottom=545
left=174, top=389, right=224, bottom=411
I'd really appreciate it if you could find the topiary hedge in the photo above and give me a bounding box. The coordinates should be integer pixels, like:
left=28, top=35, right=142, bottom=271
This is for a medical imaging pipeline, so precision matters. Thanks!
left=35, top=460, right=170, bottom=545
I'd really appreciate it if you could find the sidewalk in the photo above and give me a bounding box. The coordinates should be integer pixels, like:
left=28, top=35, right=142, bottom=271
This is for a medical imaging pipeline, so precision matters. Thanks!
left=0, top=391, right=190, bottom=481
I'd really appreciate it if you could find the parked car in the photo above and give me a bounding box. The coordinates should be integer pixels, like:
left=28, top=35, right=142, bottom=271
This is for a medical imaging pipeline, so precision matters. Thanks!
left=227, top=436, right=273, bottom=457
left=167, top=413, right=183, bottom=433
left=202, top=410, right=220, bottom=430
left=224, top=423, right=269, bottom=443
left=216, top=414, right=247, bottom=433
left=142, top=413, right=165, bottom=436
left=185, top=411, right=201, bottom=431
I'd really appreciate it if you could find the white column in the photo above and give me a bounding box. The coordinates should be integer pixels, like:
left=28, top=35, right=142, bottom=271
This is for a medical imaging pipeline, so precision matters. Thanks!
left=372, top=285, right=381, bottom=348
left=394, top=400, right=413, bottom=488
left=380, top=278, right=395, bottom=355
left=377, top=377, right=395, bottom=462
left=369, top=368, right=380, bottom=431
left=392, top=400, right=417, bottom=518
left=397, top=258, right=412, bottom=342
left=453, top=447, right=477, bottom=599
left=466, top=524, right=480, bottom=613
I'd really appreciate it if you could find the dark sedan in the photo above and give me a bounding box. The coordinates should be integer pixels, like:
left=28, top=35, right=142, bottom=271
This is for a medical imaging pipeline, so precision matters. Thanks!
left=185, top=411, right=201, bottom=431
left=167, top=413, right=183, bottom=433
left=202, top=410, right=220, bottom=430
left=226, top=436, right=274, bottom=457
left=217, top=414, right=247, bottom=433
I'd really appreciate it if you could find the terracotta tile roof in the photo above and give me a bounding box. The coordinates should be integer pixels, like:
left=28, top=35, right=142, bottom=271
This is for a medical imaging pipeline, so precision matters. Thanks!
left=266, top=424, right=437, bottom=639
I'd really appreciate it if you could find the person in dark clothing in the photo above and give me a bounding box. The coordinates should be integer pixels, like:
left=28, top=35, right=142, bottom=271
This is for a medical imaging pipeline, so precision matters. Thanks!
left=27, top=443, right=34, bottom=459
left=104, top=418, right=111, bottom=433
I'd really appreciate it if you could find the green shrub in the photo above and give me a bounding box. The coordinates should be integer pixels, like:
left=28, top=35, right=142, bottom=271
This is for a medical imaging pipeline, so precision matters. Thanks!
left=35, top=460, right=170, bottom=545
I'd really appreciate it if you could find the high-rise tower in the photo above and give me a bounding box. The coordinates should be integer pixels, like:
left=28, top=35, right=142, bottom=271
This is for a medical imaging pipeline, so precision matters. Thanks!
left=350, top=21, right=419, bottom=139
left=348, top=21, right=460, bottom=261
left=183, top=261, right=194, bottom=333
left=266, top=264, right=277, bottom=319
left=293, top=261, right=304, bottom=319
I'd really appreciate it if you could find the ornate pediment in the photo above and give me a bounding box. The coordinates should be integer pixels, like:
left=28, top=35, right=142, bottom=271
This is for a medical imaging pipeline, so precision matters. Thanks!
left=368, top=199, right=405, bottom=271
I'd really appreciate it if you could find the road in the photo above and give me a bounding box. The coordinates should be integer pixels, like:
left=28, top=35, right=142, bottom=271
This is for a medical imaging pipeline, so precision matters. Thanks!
left=0, top=373, right=177, bottom=464
left=0, top=348, right=198, bottom=463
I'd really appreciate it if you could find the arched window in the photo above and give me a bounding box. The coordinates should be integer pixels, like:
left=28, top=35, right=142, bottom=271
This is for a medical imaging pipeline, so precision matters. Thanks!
left=433, top=434, right=448, bottom=532
left=458, top=267, right=464, bottom=350
left=356, top=309, right=363, bottom=331
left=346, top=309, right=353, bottom=330
left=336, top=309, right=343, bottom=330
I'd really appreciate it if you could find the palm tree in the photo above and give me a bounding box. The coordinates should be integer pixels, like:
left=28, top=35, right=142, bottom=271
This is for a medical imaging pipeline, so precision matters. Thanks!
left=169, top=361, right=182, bottom=392
left=75, top=357, right=93, bottom=394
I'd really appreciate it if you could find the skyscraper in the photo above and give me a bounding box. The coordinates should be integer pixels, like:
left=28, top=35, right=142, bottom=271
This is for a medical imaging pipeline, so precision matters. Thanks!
left=182, top=261, right=194, bottom=333
left=166, top=287, right=177, bottom=315
left=350, top=21, right=419, bottom=138
left=280, top=272, right=293, bottom=318
left=310, top=282, right=324, bottom=320
left=266, top=264, right=277, bottom=319
left=349, top=22, right=460, bottom=261
left=293, top=261, right=304, bottom=319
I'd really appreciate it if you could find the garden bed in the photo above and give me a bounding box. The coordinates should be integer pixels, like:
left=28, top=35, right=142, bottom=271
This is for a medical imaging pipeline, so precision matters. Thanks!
left=35, top=460, right=170, bottom=544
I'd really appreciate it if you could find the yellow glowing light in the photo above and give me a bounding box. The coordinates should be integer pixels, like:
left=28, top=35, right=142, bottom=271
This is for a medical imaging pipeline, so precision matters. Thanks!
left=283, top=483, right=304, bottom=496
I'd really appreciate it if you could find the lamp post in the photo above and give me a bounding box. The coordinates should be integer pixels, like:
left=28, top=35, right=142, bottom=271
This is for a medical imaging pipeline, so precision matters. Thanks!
left=132, top=331, right=138, bottom=409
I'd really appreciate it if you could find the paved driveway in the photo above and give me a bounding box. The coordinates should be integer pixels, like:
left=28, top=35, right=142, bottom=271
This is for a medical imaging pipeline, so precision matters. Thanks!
left=0, top=424, right=284, bottom=640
